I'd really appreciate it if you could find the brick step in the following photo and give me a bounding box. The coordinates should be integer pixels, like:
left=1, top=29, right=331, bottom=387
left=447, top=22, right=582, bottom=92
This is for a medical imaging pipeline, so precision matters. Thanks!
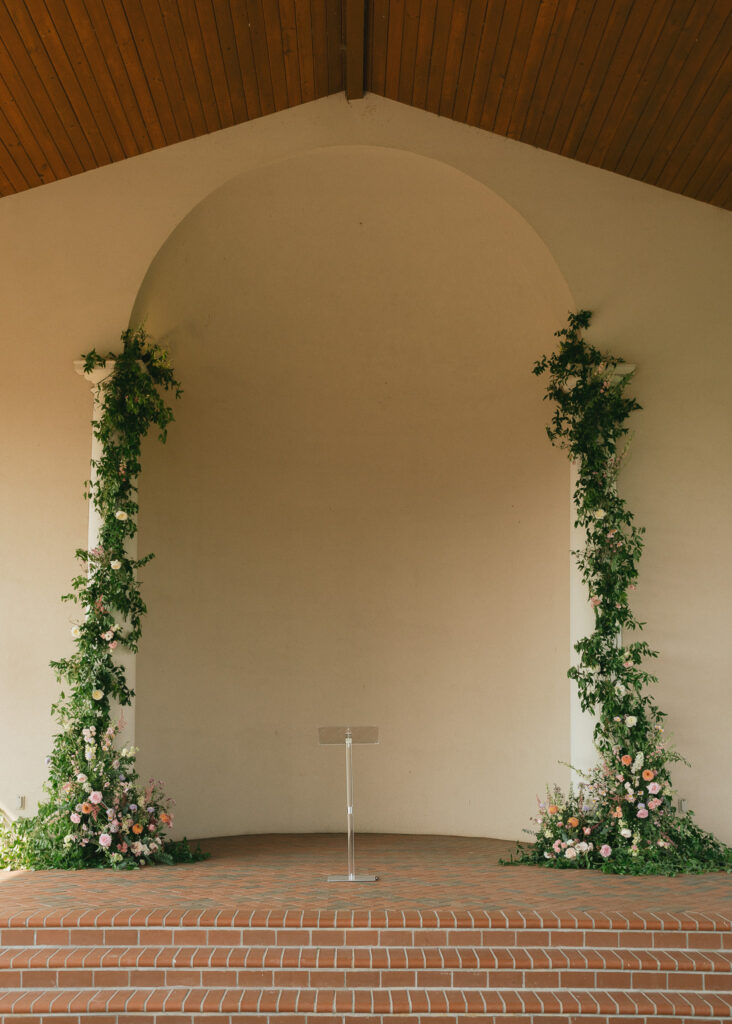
left=1, top=965, right=730, bottom=993
left=1, top=943, right=729, bottom=973
left=3, top=924, right=730, bottom=951
left=0, top=984, right=731, bottom=1016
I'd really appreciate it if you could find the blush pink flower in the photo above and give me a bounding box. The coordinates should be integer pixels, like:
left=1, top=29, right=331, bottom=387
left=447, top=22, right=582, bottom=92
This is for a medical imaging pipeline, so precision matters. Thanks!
left=600, top=845, right=612, bottom=858
left=70, top=812, right=81, bottom=824
left=89, top=791, right=103, bottom=805
left=647, top=781, right=661, bottom=795
left=109, top=641, right=118, bottom=650
left=99, top=834, right=112, bottom=848
left=636, top=807, right=649, bottom=819
left=590, top=596, right=601, bottom=607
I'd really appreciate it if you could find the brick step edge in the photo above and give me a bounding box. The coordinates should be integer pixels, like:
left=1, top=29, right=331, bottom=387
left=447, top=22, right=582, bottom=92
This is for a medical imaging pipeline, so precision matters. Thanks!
left=2, top=1017, right=732, bottom=1024
left=1, top=909, right=729, bottom=931
left=2, top=1016, right=732, bottom=1024
left=1, top=986, right=731, bottom=1016
left=1, top=967, right=730, bottom=993
left=2, top=944, right=729, bottom=972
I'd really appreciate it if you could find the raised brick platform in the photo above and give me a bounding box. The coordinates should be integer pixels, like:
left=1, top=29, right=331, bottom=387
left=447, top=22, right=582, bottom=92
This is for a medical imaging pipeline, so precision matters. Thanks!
left=1, top=833, right=730, bottom=1023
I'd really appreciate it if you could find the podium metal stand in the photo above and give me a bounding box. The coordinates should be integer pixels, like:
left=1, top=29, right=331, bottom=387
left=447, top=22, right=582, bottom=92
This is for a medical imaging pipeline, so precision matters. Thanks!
left=319, top=725, right=379, bottom=882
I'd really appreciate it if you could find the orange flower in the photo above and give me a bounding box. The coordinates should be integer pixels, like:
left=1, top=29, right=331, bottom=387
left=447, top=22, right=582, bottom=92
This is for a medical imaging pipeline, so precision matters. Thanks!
left=642, top=769, right=655, bottom=781
left=567, top=817, right=579, bottom=828
left=132, top=823, right=143, bottom=835
left=159, top=812, right=171, bottom=825
left=611, top=806, right=623, bottom=818
left=547, top=804, right=559, bottom=815
left=621, top=754, right=632, bottom=766
left=81, top=802, right=92, bottom=814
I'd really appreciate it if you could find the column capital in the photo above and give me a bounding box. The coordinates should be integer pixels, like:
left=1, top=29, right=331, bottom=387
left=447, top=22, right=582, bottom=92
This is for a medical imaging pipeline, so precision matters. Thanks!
left=73, top=359, right=115, bottom=389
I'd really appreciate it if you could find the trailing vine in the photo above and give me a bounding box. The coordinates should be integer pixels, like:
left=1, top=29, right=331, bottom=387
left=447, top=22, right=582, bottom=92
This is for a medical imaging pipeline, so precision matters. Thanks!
left=510, top=311, right=730, bottom=874
left=0, top=327, right=202, bottom=869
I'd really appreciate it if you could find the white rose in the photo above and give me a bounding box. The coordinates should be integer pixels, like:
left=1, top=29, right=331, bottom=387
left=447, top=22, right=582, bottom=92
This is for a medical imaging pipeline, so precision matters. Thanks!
left=564, top=847, right=578, bottom=859
left=110, top=560, right=122, bottom=570
left=71, top=625, right=81, bottom=638
left=621, top=828, right=632, bottom=838
left=115, top=511, right=128, bottom=521
left=593, top=510, right=607, bottom=519
left=625, top=716, right=637, bottom=728
left=92, top=689, right=103, bottom=700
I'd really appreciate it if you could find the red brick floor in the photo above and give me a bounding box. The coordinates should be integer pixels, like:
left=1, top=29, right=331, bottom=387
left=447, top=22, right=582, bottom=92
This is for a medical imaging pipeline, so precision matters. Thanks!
left=0, top=835, right=729, bottom=1023
left=1, top=833, right=730, bottom=919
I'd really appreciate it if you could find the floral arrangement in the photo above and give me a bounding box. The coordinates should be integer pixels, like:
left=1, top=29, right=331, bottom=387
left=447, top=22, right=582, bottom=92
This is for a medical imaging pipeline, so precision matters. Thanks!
left=0, top=327, right=202, bottom=870
left=510, top=311, right=730, bottom=874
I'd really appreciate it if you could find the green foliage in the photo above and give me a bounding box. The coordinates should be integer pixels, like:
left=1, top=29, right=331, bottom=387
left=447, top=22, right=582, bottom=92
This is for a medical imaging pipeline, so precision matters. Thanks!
left=0, top=327, right=206, bottom=870
left=509, top=311, right=730, bottom=875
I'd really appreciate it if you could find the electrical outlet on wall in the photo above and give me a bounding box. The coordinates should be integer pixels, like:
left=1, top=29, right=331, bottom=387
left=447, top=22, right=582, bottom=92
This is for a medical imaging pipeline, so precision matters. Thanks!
left=16, top=795, right=25, bottom=810
left=678, top=797, right=688, bottom=813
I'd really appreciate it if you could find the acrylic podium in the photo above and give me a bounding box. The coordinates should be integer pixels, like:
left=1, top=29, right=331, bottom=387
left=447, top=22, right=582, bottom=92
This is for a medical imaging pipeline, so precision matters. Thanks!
left=319, top=725, right=379, bottom=882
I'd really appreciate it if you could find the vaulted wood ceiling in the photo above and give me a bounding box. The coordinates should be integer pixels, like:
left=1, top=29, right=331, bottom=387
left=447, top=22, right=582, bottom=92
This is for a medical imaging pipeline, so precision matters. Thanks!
left=0, top=1, right=730, bottom=208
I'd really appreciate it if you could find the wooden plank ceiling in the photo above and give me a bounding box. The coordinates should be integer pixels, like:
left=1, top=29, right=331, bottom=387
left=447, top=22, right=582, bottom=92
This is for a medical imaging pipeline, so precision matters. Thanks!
left=0, top=0, right=730, bottom=209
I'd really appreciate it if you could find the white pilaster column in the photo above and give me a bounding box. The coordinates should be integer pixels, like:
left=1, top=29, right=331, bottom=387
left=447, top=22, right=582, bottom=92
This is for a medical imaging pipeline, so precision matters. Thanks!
left=569, top=362, right=634, bottom=780
left=74, top=360, right=136, bottom=749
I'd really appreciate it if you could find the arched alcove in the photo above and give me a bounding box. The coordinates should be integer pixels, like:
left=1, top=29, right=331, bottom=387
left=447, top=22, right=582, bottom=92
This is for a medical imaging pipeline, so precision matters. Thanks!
left=130, top=145, right=575, bottom=840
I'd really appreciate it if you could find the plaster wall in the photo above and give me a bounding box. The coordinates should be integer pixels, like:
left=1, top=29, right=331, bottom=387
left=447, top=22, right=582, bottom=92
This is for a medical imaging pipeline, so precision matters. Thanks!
left=1, top=94, right=729, bottom=841
left=128, top=146, right=572, bottom=839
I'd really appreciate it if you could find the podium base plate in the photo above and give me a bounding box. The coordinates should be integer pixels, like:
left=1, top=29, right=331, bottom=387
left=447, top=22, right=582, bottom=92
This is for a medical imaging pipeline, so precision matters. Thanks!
left=327, top=874, right=378, bottom=882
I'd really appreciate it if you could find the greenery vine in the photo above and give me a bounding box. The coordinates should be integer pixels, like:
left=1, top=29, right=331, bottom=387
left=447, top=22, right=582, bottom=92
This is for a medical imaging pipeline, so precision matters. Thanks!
left=511, top=311, right=730, bottom=874
left=0, top=327, right=202, bottom=869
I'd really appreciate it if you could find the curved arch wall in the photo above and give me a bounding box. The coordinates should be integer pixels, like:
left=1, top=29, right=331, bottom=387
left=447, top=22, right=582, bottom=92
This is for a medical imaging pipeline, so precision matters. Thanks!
left=130, top=146, right=574, bottom=839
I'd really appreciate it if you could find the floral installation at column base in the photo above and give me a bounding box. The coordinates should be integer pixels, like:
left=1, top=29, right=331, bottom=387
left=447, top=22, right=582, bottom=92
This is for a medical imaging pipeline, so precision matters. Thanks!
left=508, top=311, right=730, bottom=876
left=0, top=327, right=204, bottom=870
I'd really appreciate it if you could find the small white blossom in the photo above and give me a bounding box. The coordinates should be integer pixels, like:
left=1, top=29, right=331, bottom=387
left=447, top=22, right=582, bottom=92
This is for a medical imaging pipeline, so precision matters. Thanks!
left=625, top=715, right=637, bottom=728
left=71, top=625, right=81, bottom=639
left=110, top=560, right=122, bottom=570
left=115, top=510, right=128, bottom=521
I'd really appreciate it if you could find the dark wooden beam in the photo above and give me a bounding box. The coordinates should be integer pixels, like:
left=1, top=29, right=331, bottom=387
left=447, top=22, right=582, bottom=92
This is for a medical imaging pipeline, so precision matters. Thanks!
left=344, top=0, right=366, bottom=99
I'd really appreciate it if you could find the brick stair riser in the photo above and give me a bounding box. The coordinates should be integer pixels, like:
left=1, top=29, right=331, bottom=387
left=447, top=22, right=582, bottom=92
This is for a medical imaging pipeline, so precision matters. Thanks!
left=2, top=965, right=731, bottom=993
left=4, top=926, right=732, bottom=950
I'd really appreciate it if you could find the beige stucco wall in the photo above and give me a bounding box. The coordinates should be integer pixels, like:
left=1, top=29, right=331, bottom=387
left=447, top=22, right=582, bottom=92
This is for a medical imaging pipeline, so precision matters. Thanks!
left=1, top=93, right=729, bottom=842
left=128, top=146, right=572, bottom=839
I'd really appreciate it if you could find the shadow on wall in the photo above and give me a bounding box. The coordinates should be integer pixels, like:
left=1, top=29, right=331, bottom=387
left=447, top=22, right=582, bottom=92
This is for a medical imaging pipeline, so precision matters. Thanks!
left=129, top=145, right=575, bottom=843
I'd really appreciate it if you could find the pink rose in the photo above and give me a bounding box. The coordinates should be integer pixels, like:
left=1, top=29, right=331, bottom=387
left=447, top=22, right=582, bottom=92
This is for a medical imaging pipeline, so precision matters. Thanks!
left=637, top=807, right=649, bottom=819
left=89, top=791, right=103, bottom=805
left=647, top=781, right=661, bottom=795
left=70, top=812, right=81, bottom=824
left=590, top=596, right=601, bottom=607
left=600, top=844, right=612, bottom=858
left=109, top=641, right=118, bottom=650
left=99, top=834, right=112, bottom=848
